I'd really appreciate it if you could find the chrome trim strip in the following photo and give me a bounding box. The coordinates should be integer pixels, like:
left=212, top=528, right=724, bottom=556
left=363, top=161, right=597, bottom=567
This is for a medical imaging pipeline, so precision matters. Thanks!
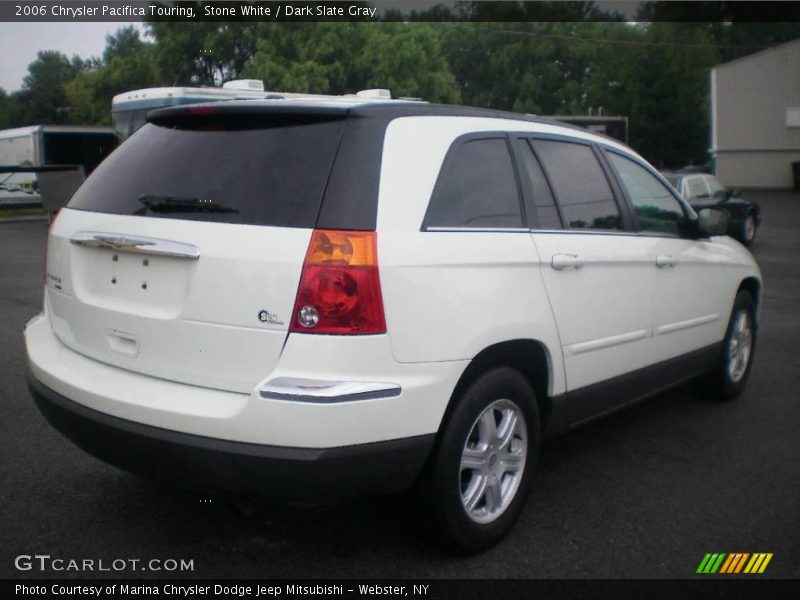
left=567, top=329, right=649, bottom=356
left=426, top=227, right=530, bottom=233
left=427, top=227, right=689, bottom=240
left=70, top=231, right=200, bottom=260
left=259, top=377, right=401, bottom=403
left=654, top=314, right=719, bottom=336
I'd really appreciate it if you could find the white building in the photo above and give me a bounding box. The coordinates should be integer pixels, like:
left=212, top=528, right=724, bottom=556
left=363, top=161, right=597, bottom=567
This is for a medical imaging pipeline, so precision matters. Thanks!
left=711, top=38, right=800, bottom=189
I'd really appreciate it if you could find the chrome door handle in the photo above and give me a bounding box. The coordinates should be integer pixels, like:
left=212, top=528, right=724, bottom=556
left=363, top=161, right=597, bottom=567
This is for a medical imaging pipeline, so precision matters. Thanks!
left=655, top=254, right=675, bottom=268
left=551, top=253, right=584, bottom=271
left=70, top=231, right=200, bottom=260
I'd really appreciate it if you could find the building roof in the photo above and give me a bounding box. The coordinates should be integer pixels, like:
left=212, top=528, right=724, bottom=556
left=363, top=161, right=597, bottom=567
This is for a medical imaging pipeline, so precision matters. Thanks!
left=713, top=37, right=800, bottom=71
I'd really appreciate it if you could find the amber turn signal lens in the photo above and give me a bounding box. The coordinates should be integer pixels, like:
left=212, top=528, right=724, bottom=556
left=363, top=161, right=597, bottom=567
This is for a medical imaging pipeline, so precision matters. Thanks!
left=305, top=230, right=377, bottom=267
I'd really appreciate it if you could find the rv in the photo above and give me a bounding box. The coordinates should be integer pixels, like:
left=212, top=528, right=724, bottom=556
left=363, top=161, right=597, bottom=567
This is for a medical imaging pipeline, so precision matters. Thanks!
left=111, top=79, right=388, bottom=139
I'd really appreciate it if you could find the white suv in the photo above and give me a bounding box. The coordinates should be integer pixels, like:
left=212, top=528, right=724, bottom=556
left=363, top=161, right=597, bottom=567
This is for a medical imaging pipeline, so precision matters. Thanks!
left=25, top=98, right=760, bottom=552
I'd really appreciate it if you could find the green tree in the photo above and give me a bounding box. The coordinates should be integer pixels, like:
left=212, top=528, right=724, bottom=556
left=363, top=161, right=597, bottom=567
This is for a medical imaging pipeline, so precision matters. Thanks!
left=15, top=50, right=85, bottom=124
left=613, top=23, right=719, bottom=167
left=0, top=88, right=22, bottom=129
left=241, top=23, right=460, bottom=102
left=64, top=26, right=159, bottom=125
left=146, top=18, right=258, bottom=85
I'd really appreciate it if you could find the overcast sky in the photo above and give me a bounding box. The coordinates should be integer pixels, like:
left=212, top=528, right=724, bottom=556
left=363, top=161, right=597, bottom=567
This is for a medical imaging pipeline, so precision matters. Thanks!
left=0, top=22, right=147, bottom=92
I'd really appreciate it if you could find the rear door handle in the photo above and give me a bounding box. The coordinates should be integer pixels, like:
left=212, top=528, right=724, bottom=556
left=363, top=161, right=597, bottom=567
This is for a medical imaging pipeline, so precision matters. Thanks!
left=551, top=253, right=584, bottom=271
left=655, top=254, right=675, bottom=268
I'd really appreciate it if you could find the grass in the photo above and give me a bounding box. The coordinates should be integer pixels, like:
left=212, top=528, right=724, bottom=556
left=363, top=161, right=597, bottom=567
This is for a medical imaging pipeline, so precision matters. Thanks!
left=0, top=207, right=46, bottom=218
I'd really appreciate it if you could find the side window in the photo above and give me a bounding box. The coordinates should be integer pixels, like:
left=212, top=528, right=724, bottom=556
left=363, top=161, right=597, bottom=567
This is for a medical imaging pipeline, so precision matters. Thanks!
left=607, top=152, right=686, bottom=236
left=514, top=139, right=562, bottom=229
left=424, top=137, right=523, bottom=229
left=705, top=176, right=726, bottom=200
left=686, top=177, right=710, bottom=199
left=533, top=139, right=622, bottom=231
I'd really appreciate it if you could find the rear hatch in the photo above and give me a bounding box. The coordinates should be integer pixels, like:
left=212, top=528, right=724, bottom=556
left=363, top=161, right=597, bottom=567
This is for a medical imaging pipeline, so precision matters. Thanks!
left=45, top=107, right=348, bottom=393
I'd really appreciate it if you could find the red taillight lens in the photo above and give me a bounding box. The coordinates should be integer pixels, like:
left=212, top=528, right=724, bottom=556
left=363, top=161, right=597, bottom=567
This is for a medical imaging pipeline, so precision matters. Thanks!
left=290, top=230, right=386, bottom=335
left=185, top=106, right=216, bottom=116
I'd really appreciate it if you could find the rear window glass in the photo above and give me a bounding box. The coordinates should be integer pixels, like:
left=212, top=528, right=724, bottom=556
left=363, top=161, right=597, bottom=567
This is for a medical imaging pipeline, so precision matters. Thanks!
left=67, top=117, right=346, bottom=228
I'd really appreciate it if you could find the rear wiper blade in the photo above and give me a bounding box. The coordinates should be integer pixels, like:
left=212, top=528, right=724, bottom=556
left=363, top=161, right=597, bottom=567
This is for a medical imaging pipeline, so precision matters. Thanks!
left=138, top=195, right=239, bottom=214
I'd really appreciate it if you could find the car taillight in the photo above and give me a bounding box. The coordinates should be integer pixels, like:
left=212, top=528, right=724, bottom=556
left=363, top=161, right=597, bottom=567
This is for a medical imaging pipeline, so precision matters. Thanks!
left=290, top=230, right=386, bottom=335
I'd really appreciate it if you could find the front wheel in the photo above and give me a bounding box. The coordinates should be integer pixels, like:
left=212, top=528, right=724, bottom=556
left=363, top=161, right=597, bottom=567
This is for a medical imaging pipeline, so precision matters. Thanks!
left=702, top=290, right=757, bottom=400
left=738, top=213, right=757, bottom=246
left=425, top=367, right=539, bottom=553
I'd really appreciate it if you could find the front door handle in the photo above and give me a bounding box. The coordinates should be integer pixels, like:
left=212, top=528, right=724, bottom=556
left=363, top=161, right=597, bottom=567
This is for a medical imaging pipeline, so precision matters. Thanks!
left=655, top=254, right=675, bottom=268
left=551, top=253, right=584, bottom=271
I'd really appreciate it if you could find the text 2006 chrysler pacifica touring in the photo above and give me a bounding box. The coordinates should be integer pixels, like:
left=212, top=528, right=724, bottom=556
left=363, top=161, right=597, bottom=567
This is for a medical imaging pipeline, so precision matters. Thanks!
left=25, top=96, right=760, bottom=552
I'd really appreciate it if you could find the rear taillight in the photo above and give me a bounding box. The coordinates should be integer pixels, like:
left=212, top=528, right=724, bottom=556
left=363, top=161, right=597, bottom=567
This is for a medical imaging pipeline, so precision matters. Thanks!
left=290, top=230, right=386, bottom=335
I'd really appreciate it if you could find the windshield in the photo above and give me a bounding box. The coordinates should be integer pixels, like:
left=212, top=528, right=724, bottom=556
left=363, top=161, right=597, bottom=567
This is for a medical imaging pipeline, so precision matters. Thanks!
left=662, top=174, right=680, bottom=189
left=68, top=116, right=347, bottom=228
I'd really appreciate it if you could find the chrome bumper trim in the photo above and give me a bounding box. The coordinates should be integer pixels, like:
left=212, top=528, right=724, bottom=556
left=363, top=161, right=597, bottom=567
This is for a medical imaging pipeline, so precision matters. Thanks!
left=259, top=377, right=401, bottom=403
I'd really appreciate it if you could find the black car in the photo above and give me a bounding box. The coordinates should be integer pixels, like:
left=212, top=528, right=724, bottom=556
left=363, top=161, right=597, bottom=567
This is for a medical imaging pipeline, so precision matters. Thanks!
left=661, top=171, right=761, bottom=246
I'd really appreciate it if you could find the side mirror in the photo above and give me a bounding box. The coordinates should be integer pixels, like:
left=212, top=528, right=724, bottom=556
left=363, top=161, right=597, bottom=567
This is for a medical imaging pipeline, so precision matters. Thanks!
left=726, top=188, right=741, bottom=199
left=696, top=207, right=731, bottom=236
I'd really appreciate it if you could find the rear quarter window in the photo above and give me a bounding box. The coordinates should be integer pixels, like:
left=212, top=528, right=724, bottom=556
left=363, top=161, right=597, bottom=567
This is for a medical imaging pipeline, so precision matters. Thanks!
left=67, top=116, right=346, bottom=228
left=423, top=137, right=523, bottom=229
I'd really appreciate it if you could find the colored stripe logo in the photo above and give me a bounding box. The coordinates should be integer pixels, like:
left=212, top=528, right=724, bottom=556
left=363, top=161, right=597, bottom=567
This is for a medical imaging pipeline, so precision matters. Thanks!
left=697, top=553, right=773, bottom=574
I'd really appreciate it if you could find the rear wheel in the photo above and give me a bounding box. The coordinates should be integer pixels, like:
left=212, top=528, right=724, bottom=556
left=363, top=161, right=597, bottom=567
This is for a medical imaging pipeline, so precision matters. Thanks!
left=426, top=367, right=539, bottom=553
left=702, top=290, right=756, bottom=400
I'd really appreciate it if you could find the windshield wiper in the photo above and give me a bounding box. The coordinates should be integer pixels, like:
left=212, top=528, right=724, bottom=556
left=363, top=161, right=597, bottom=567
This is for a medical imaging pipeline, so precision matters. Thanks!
left=138, top=195, right=239, bottom=214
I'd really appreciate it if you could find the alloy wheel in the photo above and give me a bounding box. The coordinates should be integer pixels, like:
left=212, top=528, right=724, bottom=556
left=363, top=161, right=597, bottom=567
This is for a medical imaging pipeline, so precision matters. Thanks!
left=459, top=399, right=527, bottom=524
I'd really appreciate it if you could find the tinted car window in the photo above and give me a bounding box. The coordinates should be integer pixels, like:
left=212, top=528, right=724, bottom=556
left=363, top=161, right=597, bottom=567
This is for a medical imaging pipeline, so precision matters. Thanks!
left=515, top=139, right=562, bottom=229
left=533, top=139, right=621, bottom=231
left=608, top=153, right=686, bottom=236
left=68, top=117, right=346, bottom=228
left=685, top=177, right=710, bottom=199
left=425, top=138, right=523, bottom=228
left=705, top=176, right=726, bottom=199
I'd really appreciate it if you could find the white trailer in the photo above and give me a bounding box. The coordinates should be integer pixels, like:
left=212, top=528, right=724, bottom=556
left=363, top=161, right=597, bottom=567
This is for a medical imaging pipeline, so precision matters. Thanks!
left=0, top=125, right=117, bottom=209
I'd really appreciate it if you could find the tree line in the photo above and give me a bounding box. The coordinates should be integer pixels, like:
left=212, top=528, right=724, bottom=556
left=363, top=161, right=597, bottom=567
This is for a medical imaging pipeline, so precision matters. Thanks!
left=0, top=1, right=797, bottom=168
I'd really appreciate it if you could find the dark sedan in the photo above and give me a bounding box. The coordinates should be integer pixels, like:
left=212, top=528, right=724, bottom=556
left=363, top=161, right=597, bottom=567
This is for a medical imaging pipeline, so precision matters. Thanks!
left=662, top=171, right=761, bottom=246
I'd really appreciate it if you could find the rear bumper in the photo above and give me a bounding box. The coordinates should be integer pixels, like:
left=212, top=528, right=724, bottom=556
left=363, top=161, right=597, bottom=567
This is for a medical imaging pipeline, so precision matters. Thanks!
left=28, top=372, right=434, bottom=499
left=25, top=312, right=465, bottom=448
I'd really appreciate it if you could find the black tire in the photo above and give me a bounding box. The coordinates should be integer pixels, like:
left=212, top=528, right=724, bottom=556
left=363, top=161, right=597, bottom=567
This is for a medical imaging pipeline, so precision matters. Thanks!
left=738, top=213, right=757, bottom=246
left=701, top=290, right=757, bottom=400
left=425, top=367, right=540, bottom=554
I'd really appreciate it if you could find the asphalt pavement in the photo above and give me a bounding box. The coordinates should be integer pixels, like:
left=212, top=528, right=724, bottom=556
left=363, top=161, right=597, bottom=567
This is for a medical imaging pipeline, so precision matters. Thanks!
left=1, top=192, right=798, bottom=579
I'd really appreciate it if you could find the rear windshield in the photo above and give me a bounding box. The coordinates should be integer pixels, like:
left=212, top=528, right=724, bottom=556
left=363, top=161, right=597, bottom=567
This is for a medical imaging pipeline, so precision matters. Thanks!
left=67, top=116, right=346, bottom=228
